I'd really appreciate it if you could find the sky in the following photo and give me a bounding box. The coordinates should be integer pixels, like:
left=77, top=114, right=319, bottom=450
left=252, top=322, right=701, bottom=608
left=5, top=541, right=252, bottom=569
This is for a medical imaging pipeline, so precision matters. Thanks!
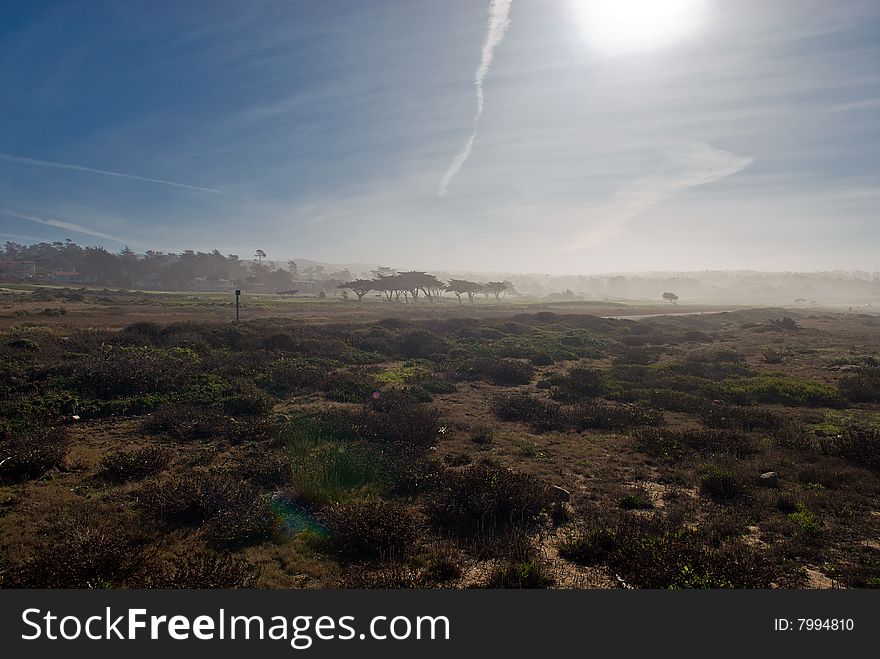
left=0, top=0, right=878, bottom=274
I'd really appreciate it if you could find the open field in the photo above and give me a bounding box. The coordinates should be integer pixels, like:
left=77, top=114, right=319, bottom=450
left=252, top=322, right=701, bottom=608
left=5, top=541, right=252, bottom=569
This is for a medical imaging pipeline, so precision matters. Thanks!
left=2, top=287, right=879, bottom=588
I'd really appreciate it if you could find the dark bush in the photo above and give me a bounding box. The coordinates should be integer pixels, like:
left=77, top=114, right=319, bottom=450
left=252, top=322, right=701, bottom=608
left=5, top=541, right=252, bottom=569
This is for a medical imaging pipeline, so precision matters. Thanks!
left=321, top=499, right=418, bottom=563
left=9, top=510, right=154, bottom=588
left=568, top=401, right=664, bottom=431
left=74, top=346, right=197, bottom=398
left=148, top=550, right=260, bottom=588
left=141, top=472, right=278, bottom=547
left=98, top=446, right=172, bottom=482
left=633, top=428, right=758, bottom=460
left=0, top=427, right=68, bottom=482
left=361, top=393, right=441, bottom=447
left=491, top=393, right=569, bottom=432
left=455, top=357, right=535, bottom=385
left=700, top=467, right=743, bottom=502
left=552, top=366, right=607, bottom=401
left=485, top=559, right=554, bottom=589
left=700, top=404, right=781, bottom=431
left=485, top=358, right=536, bottom=386
left=839, top=367, right=880, bottom=403
left=222, top=381, right=275, bottom=416
left=142, top=405, right=225, bottom=440
left=826, top=426, right=880, bottom=470
left=397, top=329, right=447, bottom=359
left=425, top=464, right=551, bottom=535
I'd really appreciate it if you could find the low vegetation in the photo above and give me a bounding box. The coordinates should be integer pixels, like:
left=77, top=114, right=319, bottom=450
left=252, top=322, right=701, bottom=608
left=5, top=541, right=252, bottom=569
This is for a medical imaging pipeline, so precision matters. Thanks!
left=1, top=297, right=878, bottom=589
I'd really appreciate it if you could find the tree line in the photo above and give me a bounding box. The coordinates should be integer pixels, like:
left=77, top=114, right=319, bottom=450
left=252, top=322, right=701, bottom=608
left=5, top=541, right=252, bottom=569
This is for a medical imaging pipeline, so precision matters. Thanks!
left=0, top=240, right=351, bottom=291
left=339, top=269, right=514, bottom=303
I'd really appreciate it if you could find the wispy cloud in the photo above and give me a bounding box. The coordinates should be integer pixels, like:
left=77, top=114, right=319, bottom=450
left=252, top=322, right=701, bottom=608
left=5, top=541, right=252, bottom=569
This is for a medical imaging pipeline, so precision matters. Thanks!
left=0, top=152, right=244, bottom=198
left=0, top=209, right=137, bottom=246
left=438, top=0, right=512, bottom=196
left=564, top=143, right=754, bottom=251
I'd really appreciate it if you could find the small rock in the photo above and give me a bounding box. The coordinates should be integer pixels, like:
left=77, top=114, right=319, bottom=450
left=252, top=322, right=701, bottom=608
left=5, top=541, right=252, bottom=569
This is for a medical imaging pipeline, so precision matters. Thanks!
left=758, top=472, right=780, bottom=488
left=549, top=485, right=571, bottom=503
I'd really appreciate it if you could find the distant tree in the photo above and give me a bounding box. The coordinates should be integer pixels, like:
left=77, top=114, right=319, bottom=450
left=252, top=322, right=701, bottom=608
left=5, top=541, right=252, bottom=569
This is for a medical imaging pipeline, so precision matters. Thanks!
left=445, top=279, right=483, bottom=303
left=287, top=260, right=299, bottom=279
left=372, top=266, right=396, bottom=279
left=662, top=292, right=679, bottom=304
left=338, top=279, right=374, bottom=301
left=398, top=271, right=444, bottom=302
left=484, top=281, right=509, bottom=302
left=255, top=249, right=266, bottom=264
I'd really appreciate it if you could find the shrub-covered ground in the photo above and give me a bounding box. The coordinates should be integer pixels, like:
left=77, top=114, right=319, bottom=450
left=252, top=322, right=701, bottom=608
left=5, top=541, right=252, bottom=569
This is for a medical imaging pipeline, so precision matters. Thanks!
left=1, top=293, right=879, bottom=588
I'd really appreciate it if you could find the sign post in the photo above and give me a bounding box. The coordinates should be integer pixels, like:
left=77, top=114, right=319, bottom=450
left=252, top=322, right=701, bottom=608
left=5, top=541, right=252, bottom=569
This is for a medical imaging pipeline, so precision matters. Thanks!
left=234, top=289, right=241, bottom=321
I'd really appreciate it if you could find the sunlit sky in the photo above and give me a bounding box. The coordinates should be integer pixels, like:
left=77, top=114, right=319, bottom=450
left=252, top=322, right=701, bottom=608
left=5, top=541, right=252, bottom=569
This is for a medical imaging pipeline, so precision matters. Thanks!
left=1, top=0, right=878, bottom=273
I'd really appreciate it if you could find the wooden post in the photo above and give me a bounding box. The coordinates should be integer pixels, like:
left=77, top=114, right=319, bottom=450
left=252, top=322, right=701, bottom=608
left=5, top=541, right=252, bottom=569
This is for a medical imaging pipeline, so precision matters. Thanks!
left=235, top=289, right=241, bottom=321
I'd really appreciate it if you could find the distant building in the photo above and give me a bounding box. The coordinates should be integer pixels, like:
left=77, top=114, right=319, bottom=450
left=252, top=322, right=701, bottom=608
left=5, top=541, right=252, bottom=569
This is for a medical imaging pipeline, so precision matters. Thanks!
left=0, top=260, right=36, bottom=279
left=51, top=271, right=97, bottom=284
left=189, top=277, right=234, bottom=292
left=285, top=280, right=324, bottom=295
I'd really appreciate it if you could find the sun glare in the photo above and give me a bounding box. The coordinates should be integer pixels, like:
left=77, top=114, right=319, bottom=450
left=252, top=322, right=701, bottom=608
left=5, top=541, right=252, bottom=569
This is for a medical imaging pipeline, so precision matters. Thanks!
left=571, top=0, right=705, bottom=55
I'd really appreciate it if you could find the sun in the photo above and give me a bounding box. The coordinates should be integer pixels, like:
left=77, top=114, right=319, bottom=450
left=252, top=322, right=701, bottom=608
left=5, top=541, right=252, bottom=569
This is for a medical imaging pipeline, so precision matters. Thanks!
left=570, top=0, right=706, bottom=55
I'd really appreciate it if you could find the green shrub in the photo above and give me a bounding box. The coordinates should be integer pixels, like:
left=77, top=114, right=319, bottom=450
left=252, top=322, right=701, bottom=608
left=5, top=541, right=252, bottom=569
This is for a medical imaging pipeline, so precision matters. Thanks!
left=485, top=559, right=554, bottom=589
left=839, top=367, right=880, bottom=403
left=558, top=528, right=618, bottom=566
left=700, top=467, right=743, bottom=502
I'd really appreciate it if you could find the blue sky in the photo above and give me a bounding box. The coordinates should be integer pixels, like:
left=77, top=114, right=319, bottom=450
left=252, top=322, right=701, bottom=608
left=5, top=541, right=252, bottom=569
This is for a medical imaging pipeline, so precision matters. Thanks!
left=0, top=0, right=878, bottom=273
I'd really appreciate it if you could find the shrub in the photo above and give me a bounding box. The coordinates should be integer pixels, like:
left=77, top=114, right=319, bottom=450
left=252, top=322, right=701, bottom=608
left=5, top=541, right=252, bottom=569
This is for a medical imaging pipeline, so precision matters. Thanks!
left=425, top=464, right=551, bottom=536
left=552, top=367, right=607, bottom=401
left=709, top=376, right=842, bottom=407
left=229, top=449, right=291, bottom=488
left=361, top=393, right=442, bottom=447
left=397, top=329, right=447, bottom=359
left=569, top=400, right=664, bottom=430
left=485, top=358, right=536, bottom=386
left=142, top=404, right=276, bottom=443
left=98, top=446, right=172, bottom=482
left=485, top=559, right=554, bottom=588
left=491, top=393, right=569, bottom=432
left=700, top=404, right=781, bottom=431
left=140, top=472, right=277, bottom=547
left=609, top=517, right=773, bottom=588
left=9, top=510, right=154, bottom=588
left=74, top=345, right=197, bottom=398
left=839, top=367, right=880, bottom=403
left=222, top=381, right=274, bottom=416
left=148, top=550, right=260, bottom=588
left=321, top=499, right=418, bottom=563
left=618, top=491, right=654, bottom=510
left=0, top=427, right=68, bottom=482
left=633, top=428, right=757, bottom=460
left=142, top=405, right=225, bottom=440
left=455, top=357, right=535, bottom=385
left=558, top=528, right=618, bottom=566
left=825, top=426, right=880, bottom=470
left=6, top=337, right=39, bottom=351
left=700, top=467, right=743, bottom=502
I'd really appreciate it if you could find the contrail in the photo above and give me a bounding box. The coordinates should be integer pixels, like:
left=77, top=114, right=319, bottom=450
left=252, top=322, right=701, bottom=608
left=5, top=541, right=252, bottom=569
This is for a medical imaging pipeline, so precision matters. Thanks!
left=438, top=0, right=512, bottom=196
left=0, top=209, right=138, bottom=245
left=0, top=151, right=243, bottom=198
